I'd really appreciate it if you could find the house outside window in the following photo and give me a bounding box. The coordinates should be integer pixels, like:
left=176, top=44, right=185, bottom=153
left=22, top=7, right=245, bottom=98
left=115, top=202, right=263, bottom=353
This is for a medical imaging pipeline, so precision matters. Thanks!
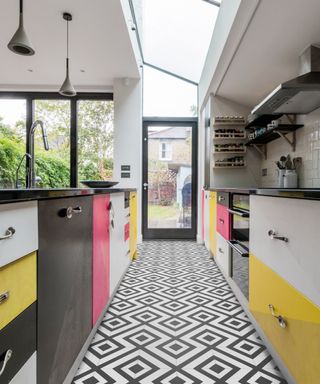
left=159, top=141, right=172, bottom=160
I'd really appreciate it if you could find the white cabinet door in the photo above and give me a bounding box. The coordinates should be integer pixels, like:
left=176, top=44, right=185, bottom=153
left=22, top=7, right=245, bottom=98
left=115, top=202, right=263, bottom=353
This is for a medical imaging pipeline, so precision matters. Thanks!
left=109, top=193, right=131, bottom=296
left=9, top=352, right=36, bottom=384
left=250, top=195, right=320, bottom=306
left=216, top=232, right=231, bottom=277
left=0, top=201, right=38, bottom=267
left=204, top=191, right=210, bottom=250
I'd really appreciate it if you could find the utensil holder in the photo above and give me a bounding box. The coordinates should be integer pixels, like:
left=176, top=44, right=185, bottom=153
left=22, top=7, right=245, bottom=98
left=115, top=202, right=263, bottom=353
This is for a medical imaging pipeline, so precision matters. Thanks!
left=278, top=169, right=285, bottom=188
left=283, top=170, right=298, bottom=188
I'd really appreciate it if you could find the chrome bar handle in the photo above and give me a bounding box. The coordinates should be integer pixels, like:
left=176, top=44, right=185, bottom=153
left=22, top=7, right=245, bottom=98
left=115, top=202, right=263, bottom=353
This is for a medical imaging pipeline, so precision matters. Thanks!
left=268, top=304, right=287, bottom=328
left=0, top=227, right=16, bottom=241
left=218, top=196, right=225, bottom=202
left=0, top=350, right=13, bottom=376
left=219, top=218, right=224, bottom=224
left=0, top=291, right=9, bottom=305
left=268, top=229, right=288, bottom=242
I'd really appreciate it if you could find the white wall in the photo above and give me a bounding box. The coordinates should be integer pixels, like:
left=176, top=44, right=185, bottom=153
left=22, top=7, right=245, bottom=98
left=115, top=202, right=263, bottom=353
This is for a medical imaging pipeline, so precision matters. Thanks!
left=113, top=77, right=143, bottom=242
left=260, top=108, right=320, bottom=188
left=199, top=0, right=241, bottom=107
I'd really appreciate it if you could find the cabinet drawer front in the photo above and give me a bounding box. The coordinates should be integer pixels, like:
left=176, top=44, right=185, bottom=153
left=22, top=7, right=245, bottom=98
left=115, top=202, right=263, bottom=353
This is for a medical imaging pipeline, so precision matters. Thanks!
left=93, top=195, right=110, bottom=326
left=249, top=255, right=320, bottom=384
left=0, top=252, right=37, bottom=330
left=209, top=192, right=217, bottom=256
left=217, top=191, right=229, bottom=207
left=216, top=204, right=230, bottom=240
left=9, top=352, right=36, bottom=384
left=204, top=191, right=210, bottom=249
left=250, top=195, right=320, bottom=306
left=0, top=303, right=36, bottom=384
left=0, top=201, right=38, bottom=268
left=129, top=192, right=137, bottom=259
left=216, top=232, right=230, bottom=276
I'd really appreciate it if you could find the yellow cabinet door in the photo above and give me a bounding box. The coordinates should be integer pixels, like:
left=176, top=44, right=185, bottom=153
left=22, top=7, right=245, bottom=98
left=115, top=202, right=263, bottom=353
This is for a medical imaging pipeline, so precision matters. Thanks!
left=249, top=255, right=320, bottom=384
left=0, top=252, right=37, bottom=330
left=209, top=192, right=217, bottom=257
left=129, top=192, right=138, bottom=260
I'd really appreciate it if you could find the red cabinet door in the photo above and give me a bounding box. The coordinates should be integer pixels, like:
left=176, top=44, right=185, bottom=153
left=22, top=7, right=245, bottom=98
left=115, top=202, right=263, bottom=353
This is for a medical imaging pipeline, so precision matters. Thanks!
left=93, top=194, right=110, bottom=326
left=216, top=204, right=231, bottom=240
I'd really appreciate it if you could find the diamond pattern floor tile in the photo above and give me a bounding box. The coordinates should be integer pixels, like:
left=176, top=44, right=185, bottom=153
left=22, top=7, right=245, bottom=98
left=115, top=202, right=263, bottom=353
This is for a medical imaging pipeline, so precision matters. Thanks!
left=73, top=241, right=287, bottom=384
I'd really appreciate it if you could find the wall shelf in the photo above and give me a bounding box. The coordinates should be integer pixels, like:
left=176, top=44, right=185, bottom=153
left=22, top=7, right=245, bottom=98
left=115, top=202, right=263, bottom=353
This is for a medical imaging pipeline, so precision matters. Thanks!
left=213, top=135, right=247, bottom=140
left=213, top=151, right=246, bottom=155
left=213, top=122, right=246, bottom=127
left=246, top=124, right=303, bottom=159
left=213, top=164, right=246, bottom=169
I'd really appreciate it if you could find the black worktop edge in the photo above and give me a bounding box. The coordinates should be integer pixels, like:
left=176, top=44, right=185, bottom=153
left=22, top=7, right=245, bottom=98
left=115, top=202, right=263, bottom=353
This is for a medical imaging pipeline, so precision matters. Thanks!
left=204, top=187, right=320, bottom=200
left=0, top=188, right=137, bottom=204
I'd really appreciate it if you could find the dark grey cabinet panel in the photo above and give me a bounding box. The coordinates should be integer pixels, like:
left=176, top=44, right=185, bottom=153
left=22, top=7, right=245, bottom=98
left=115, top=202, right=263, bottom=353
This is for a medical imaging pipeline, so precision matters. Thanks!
left=38, top=196, right=93, bottom=384
left=0, top=303, right=36, bottom=384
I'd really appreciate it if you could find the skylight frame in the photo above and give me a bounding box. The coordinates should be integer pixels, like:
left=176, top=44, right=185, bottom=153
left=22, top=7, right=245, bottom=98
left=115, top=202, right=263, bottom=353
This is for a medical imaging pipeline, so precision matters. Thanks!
left=128, top=0, right=220, bottom=84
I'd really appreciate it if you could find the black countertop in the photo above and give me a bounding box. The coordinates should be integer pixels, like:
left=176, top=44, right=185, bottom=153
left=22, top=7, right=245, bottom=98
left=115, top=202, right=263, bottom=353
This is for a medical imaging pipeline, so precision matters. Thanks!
left=0, top=188, right=136, bottom=204
left=205, top=187, right=320, bottom=200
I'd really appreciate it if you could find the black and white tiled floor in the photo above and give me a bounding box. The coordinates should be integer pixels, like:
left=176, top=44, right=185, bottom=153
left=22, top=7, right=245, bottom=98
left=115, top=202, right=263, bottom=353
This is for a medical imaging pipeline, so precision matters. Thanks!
left=73, top=241, right=287, bottom=384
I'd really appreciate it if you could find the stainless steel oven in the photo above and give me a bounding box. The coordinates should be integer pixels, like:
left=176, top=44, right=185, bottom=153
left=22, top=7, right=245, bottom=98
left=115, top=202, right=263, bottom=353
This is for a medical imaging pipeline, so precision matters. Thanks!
left=228, top=193, right=250, bottom=299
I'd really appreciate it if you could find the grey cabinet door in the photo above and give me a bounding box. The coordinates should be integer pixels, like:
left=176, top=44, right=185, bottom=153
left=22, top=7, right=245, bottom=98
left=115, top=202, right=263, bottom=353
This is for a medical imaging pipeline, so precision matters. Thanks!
left=0, top=304, right=36, bottom=384
left=38, top=196, right=93, bottom=384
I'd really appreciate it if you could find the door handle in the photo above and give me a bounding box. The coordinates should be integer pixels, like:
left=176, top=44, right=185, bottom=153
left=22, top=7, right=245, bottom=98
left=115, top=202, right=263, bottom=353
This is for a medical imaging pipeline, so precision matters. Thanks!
left=59, top=206, right=82, bottom=219
left=268, top=304, right=287, bottom=328
left=0, top=291, right=10, bottom=305
left=268, top=229, right=288, bottom=242
left=0, top=227, right=15, bottom=241
left=0, top=349, right=13, bottom=376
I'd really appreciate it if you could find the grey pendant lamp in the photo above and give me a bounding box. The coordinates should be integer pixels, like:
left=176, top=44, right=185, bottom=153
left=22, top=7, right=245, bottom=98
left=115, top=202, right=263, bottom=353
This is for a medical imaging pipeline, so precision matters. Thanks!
left=8, top=0, right=35, bottom=56
left=59, top=13, right=76, bottom=97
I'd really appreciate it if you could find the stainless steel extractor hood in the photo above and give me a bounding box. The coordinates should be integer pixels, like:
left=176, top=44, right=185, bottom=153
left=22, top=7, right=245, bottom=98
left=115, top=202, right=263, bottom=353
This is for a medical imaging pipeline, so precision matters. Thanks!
left=252, top=45, right=320, bottom=115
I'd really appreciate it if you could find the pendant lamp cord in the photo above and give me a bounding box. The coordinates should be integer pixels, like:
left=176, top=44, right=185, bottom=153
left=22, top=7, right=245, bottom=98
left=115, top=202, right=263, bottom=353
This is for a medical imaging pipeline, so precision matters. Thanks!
left=20, top=0, right=23, bottom=14
left=66, top=19, right=69, bottom=59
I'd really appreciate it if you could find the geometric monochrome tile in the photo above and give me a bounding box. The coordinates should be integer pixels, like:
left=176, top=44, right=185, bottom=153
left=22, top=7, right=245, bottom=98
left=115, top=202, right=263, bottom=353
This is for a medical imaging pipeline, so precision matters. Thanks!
left=73, top=240, right=287, bottom=384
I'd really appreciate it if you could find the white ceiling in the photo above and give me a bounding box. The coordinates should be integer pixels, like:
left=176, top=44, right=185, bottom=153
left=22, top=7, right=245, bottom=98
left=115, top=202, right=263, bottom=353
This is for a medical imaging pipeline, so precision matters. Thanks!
left=217, top=0, right=320, bottom=108
left=0, top=0, right=140, bottom=91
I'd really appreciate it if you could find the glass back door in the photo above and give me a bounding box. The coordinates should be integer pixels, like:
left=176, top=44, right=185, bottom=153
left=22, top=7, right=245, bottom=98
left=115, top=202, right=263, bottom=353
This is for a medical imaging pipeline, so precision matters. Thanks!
left=142, top=119, right=197, bottom=239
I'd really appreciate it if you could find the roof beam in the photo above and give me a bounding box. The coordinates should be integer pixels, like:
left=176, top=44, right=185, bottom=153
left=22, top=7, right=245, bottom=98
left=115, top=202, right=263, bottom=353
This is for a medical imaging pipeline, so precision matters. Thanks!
left=202, top=0, right=221, bottom=7
left=144, top=63, right=198, bottom=86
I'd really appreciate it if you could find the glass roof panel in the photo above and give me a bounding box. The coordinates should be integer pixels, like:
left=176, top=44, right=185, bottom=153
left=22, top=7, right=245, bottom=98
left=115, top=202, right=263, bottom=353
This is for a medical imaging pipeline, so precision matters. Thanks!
left=139, top=0, right=219, bottom=83
left=143, top=66, right=197, bottom=117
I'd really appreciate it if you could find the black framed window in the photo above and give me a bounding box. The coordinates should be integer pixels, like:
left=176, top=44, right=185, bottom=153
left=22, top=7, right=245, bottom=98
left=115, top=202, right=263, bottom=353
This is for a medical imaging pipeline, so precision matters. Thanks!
left=0, top=92, right=113, bottom=188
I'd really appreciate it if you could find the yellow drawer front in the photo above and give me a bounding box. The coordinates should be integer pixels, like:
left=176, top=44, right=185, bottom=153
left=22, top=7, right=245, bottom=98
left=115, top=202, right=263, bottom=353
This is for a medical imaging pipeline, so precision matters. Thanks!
left=209, top=192, right=217, bottom=257
left=249, top=255, right=320, bottom=384
left=0, top=252, right=37, bottom=330
left=129, top=192, right=138, bottom=260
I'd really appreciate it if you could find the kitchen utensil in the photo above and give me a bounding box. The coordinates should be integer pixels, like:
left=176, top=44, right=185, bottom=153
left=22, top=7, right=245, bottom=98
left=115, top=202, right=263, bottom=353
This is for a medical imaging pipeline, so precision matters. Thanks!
left=284, top=155, right=293, bottom=170
left=80, top=181, right=119, bottom=188
left=280, top=156, right=287, bottom=169
left=293, top=157, right=302, bottom=171
left=276, top=161, right=284, bottom=169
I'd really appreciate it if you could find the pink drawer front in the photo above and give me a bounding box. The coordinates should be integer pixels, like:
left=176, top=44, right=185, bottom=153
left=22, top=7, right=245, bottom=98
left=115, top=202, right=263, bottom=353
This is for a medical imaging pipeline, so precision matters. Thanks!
left=216, top=204, right=230, bottom=240
left=124, top=222, right=130, bottom=242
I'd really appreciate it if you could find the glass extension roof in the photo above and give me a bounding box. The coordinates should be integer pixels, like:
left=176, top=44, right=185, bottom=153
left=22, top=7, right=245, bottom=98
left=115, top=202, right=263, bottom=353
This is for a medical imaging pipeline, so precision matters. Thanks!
left=131, top=0, right=220, bottom=84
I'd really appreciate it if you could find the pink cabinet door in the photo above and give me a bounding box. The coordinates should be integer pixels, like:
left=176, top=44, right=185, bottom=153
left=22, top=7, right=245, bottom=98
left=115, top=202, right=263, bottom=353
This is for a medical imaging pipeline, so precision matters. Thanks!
left=216, top=204, right=231, bottom=240
left=93, top=194, right=110, bottom=326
